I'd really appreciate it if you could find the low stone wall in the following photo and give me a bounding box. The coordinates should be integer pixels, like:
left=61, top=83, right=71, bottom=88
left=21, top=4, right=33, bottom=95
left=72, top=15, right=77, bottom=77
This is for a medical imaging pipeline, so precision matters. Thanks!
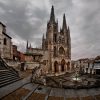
left=7, top=62, right=20, bottom=68
left=25, top=62, right=40, bottom=69
left=3, top=59, right=20, bottom=69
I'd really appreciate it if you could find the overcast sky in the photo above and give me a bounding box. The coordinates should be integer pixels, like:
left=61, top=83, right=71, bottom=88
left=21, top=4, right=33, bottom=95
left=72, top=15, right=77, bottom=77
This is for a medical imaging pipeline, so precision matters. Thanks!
left=0, top=0, right=100, bottom=60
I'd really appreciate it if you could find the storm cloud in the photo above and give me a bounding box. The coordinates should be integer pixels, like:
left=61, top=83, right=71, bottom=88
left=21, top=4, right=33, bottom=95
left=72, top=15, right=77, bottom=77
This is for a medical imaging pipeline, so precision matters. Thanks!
left=0, top=0, right=100, bottom=60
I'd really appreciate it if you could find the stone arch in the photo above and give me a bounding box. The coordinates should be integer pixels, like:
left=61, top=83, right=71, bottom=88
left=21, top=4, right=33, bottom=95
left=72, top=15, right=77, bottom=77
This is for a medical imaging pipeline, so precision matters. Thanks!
left=61, top=59, right=65, bottom=72
left=54, top=61, right=59, bottom=72
left=59, top=47, right=65, bottom=55
left=67, top=62, right=70, bottom=71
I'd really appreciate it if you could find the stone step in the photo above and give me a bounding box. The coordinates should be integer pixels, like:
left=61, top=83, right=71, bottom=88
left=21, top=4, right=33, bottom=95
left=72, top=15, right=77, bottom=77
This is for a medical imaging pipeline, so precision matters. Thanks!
left=0, top=59, right=11, bottom=69
left=0, top=77, right=20, bottom=88
left=0, top=72, right=18, bottom=77
left=0, top=71, right=16, bottom=75
left=0, top=62, right=7, bottom=67
left=0, top=70, right=8, bottom=72
left=0, top=69, right=9, bottom=71
left=0, top=67, right=7, bottom=70
left=0, top=76, right=20, bottom=84
left=0, top=69, right=16, bottom=74
left=0, top=58, right=21, bottom=88
left=0, top=66, right=7, bottom=69
left=0, top=72, right=17, bottom=78
left=0, top=75, right=19, bottom=81
left=0, top=75, right=17, bottom=79
left=0, top=76, right=19, bottom=81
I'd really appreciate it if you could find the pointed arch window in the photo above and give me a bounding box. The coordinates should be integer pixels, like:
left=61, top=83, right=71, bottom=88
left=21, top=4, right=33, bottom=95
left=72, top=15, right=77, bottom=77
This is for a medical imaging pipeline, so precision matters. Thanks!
left=59, top=47, right=65, bottom=55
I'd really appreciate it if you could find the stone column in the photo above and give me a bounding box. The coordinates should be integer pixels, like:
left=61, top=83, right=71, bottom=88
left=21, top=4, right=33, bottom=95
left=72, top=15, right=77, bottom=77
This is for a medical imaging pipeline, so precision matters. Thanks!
left=52, top=62, right=55, bottom=74
left=65, top=64, right=67, bottom=72
left=59, top=64, right=61, bottom=73
left=70, top=61, right=72, bottom=72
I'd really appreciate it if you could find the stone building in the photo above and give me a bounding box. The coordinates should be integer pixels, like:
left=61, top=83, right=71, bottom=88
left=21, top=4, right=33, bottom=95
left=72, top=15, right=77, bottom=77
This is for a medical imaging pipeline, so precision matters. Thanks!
left=76, top=58, right=100, bottom=75
left=25, top=46, right=47, bottom=70
left=0, top=22, right=13, bottom=59
left=26, top=6, right=71, bottom=75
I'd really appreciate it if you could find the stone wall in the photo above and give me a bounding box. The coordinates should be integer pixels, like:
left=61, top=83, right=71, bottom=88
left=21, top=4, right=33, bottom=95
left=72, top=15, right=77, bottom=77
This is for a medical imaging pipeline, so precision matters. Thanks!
left=25, top=62, right=40, bottom=69
left=0, top=22, right=13, bottom=59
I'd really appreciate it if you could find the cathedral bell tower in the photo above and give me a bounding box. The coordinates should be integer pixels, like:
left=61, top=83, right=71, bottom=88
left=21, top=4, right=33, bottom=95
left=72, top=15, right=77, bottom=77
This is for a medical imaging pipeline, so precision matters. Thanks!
left=45, top=5, right=58, bottom=72
left=44, top=6, right=71, bottom=74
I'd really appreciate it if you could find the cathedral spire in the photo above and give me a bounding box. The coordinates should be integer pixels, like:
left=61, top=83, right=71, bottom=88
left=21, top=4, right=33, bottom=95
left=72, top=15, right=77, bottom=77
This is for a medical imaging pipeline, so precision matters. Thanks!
left=62, top=13, right=67, bottom=31
left=50, top=5, right=55, bottom=22
left=26, top=40, right=28, bottom=49
left=26, top=40, right=28, bottom=52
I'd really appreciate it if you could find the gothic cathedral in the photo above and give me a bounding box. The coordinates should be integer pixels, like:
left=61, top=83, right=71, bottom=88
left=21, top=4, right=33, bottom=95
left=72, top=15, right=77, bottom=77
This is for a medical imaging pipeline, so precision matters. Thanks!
left=26, top=6, right=71, bottom=75
left=42, top=6, right=71, bottom=74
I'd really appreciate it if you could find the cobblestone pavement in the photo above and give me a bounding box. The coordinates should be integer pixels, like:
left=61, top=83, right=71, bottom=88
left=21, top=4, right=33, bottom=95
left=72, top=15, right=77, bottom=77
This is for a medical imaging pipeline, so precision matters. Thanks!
left=0, top=72, right=100, bottom=100
left=1, top=82, right=100, bottom=100
left=0, top=75, right=31, bottom=98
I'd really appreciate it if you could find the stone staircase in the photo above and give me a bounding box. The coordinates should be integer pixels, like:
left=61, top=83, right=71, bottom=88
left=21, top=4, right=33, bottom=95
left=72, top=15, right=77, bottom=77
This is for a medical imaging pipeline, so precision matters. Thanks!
left=0, top=57, right=21, bottom=88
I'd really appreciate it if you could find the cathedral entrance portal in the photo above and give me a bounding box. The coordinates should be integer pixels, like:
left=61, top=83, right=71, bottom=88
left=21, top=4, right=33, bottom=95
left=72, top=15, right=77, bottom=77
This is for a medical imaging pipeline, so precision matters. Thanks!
left=54, top=61, right=59, bottom=73
left=61, top=59, right=65, bottom=72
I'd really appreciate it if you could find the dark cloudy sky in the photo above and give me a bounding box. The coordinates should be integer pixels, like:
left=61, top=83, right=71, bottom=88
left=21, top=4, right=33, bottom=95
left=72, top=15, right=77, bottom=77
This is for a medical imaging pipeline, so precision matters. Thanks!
left=0, top=0, right=100, bottom=60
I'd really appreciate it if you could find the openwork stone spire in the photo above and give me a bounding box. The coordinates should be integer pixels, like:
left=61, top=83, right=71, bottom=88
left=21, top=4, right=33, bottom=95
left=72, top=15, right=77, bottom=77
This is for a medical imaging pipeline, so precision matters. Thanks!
left=50, top=5, right=55, bottom=23
left=26, top=40, right=28, bottom=52
left=26, top=40, right=28, bottom=49
left=62, top=13, right=67, bottom=31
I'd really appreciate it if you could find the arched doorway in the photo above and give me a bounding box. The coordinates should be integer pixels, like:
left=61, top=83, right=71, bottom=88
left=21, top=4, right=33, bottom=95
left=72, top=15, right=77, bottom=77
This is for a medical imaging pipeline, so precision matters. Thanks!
left=67, top=62, right=70, bottom=71
left=61, top=59, right=65, bottom=72
left=54, top=61, right=59, bottom=73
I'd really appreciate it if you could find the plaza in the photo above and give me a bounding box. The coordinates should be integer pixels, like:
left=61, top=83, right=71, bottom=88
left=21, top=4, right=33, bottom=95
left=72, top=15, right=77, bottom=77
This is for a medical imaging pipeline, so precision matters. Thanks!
left=0, top=1, right=100, bottom=100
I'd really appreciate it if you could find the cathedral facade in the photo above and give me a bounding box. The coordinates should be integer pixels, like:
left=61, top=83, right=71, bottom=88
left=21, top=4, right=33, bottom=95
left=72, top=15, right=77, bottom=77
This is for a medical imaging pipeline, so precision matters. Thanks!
left=26, top=6, right=71, bottom=75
